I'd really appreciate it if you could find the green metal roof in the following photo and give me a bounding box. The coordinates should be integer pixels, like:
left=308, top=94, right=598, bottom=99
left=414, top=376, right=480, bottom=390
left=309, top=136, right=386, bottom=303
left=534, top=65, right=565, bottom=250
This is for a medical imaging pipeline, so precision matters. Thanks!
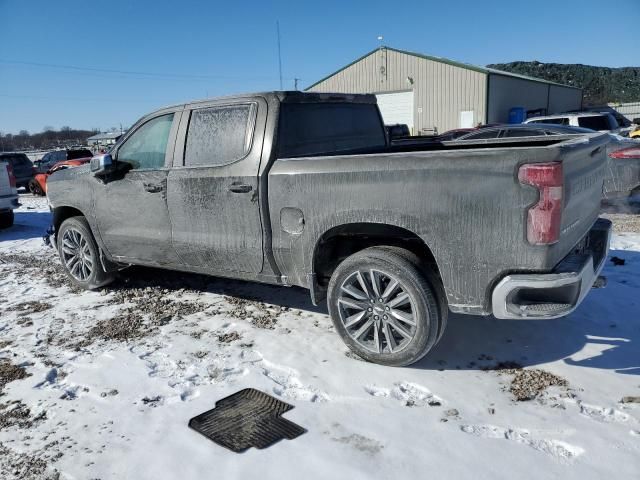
left=306, top=46, right=581, bottom=91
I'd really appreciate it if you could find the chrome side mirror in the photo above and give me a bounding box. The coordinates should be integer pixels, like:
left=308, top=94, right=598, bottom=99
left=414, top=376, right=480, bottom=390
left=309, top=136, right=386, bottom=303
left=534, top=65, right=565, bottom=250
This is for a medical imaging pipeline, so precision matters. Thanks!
left=90, top=153, right=114, bottom=176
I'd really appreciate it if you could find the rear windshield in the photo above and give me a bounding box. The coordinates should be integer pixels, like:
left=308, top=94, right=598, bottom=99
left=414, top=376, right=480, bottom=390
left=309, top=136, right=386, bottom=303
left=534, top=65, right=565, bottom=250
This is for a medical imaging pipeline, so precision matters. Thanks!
left=67, top=149, right=92, bottom=160
left=577, top=115, right=612, bottom=131
left=0, top=153, right=32, bottom=166
left=277, top=103, right=386, bottom=158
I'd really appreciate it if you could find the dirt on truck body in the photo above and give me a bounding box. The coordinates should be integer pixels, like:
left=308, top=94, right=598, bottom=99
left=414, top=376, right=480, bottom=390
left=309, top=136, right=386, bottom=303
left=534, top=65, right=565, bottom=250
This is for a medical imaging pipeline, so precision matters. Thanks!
left=46, top=91, right=611, bottom=366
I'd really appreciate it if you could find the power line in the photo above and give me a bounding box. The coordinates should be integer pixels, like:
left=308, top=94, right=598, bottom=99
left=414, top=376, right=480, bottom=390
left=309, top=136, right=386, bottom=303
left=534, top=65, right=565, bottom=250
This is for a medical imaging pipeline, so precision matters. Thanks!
left=0, top=59, right=293, bottom=81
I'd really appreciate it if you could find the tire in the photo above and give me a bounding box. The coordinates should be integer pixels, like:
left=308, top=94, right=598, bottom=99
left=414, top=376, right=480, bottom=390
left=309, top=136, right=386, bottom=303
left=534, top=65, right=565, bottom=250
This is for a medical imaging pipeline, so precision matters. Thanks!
left=57, top=216, right=116, bottom=290
left=327, top=246, right=445, bottom=367
left=0, top=210, right=14, bottom=229
left=29, top=180, right=45, bottom=196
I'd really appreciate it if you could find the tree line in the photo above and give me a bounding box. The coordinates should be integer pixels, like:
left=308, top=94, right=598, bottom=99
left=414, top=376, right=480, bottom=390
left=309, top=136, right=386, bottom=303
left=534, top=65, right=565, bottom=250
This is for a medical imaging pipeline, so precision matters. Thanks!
left=0, top=126, right=108, bottom=152
left=487, top=61, right=640, bottom=106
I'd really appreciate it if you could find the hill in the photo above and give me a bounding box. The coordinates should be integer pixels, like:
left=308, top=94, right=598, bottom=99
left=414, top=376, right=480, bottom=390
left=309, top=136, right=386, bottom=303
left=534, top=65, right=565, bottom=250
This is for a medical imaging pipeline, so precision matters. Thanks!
left=486, top=61, right=640, bottom=106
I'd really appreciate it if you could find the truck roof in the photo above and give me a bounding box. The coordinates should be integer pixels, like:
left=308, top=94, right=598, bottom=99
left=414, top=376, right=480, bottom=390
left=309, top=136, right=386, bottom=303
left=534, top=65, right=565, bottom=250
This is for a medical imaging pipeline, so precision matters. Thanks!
left=148, top=91, right=378, bottom=116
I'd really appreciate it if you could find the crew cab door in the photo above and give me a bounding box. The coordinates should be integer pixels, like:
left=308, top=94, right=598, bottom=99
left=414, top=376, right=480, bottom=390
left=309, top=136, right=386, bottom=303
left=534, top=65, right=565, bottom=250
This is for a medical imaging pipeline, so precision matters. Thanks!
left=93, top=110, right=182, bottom=266
left=167, top=98, right=266, bottom=274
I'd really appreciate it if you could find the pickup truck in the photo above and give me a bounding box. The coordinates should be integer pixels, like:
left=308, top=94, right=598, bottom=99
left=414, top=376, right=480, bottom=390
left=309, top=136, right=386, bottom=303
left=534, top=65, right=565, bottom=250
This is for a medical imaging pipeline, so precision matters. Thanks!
left=0, top=159, right=19, bottom=228
left=47, top=91, right=612, bottom=366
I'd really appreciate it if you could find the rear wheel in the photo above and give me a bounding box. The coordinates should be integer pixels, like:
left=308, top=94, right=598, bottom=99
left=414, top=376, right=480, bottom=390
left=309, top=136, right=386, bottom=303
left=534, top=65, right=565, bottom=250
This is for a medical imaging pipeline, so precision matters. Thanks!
left=29, top=179, right=45, bottom=196
left=57, top=216, right=116, bottom=290
left=0, top=210, right=14, bottom=229
left=327, top=246, right=446, bottom=366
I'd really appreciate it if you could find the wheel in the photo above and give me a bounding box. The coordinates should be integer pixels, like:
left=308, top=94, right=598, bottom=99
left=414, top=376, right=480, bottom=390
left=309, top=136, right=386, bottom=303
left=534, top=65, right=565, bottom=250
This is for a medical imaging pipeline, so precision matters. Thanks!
left=28, top=180, right=44, bottom=196
left=327, top=246, right=446, bottom=367
left=0, top=210, right=14, bottom=229
left=57, top=216, right=116, bottom=290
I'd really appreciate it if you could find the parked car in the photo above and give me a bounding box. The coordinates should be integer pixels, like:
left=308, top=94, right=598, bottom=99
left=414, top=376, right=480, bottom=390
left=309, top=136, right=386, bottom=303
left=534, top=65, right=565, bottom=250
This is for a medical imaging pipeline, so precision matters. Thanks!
left=455, top=124, right=640, bottom=199
left=524, top=112, right=621, bottom=133
left=34, top=148, right=93, bottom=173
left=29, top=158, right=91, bottom=196
left=0, top=153, right=35, bottom=191
left=47, top=91, right=611, bottom=366
left=0, top=159, right=19, bottom=228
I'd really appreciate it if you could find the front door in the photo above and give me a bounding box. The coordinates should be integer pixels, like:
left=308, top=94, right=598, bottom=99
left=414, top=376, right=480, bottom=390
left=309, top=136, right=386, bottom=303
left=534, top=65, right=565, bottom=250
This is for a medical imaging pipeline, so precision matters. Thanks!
left=93, top=111, right=182, bottom=266
left=167, top=99, right=265, bottom=274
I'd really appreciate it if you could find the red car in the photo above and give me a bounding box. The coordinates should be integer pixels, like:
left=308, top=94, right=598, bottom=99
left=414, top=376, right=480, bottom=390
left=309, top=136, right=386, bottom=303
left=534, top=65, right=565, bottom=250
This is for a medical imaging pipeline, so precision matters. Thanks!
left=29, top=158, right=90, bottom=196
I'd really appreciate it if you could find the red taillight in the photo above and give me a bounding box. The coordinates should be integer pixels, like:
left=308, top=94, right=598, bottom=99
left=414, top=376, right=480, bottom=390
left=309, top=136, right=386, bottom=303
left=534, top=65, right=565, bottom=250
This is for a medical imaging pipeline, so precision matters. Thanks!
left=518, top=162, right=563, bottom=245
left=6, top=163, right=17, bottom=189
left=608, top=146, right=640, bottom=159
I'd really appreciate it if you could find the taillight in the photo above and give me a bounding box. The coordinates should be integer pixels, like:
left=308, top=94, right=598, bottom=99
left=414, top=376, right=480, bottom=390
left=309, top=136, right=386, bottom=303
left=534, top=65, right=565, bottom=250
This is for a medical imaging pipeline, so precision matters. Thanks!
left=518, top=162, right=563, bottom=245
left=608, top=146, right=640, bottom=159
left=6, top=163, right=17, bottom=189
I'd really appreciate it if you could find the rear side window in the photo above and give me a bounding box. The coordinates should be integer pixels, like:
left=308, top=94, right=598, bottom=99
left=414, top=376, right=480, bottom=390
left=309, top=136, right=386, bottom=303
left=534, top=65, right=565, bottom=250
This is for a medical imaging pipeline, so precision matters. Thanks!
left=277, top=103, right=386, bottom=158
left=184, top=104, right=256, bottom=167
left=577, top=115, right=611, bottom=131
left=118, top=114, right=174, bottom=170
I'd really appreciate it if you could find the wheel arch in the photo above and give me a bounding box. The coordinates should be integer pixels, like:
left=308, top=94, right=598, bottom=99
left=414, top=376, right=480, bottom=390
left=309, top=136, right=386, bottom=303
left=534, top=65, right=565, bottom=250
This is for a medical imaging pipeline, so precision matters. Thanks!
left=310, top=222, right=442, bottom=303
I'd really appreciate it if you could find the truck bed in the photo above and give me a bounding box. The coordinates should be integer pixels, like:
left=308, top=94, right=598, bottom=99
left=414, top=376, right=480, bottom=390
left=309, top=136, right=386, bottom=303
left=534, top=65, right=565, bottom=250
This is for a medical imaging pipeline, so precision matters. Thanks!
left=268, top=132, right=610, bottom=314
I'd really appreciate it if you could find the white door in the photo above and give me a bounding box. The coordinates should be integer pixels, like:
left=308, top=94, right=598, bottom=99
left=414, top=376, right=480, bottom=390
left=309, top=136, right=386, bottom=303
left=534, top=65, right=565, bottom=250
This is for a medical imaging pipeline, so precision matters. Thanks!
left=376, top=91, right=414, bottom=133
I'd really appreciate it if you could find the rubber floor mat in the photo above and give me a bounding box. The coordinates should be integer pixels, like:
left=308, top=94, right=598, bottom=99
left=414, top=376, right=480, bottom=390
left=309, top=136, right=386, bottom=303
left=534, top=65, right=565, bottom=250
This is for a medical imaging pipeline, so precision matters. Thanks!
left=188, top=388, right=306, bottom=452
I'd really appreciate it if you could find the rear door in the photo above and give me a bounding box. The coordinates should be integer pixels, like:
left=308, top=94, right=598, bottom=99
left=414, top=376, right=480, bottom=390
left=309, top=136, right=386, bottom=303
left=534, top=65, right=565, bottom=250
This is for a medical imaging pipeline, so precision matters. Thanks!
left=92, top=110, right=182, bottom=266
left=167, top=97, right=266, bottom=274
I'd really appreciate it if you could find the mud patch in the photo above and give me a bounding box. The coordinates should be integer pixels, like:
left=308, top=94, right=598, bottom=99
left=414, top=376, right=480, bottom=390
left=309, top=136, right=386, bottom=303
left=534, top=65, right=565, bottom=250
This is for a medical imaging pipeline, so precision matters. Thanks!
left=218, top=331, right=241, bottom=343
left=0, top=442, right=59, bottom=480
left=0, top=359, right=31, bottom=395
left=0, top=401, right=47, bottom=430
left=332, top=434, right=384, bottom=455
left=73, top=286, right=207, bottom=347
left=6, top=301, right=52, bottom=314
left=225, top=296, right=281, bottom=329
left=485, top=363, right=569, bottom=401
left=0, top=252, right=79, bottom=292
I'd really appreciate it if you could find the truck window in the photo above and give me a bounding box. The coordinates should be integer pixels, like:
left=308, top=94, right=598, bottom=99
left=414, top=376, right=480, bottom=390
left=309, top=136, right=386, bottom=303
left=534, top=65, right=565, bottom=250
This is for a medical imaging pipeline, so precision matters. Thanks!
left=277, top=103, right=386, bottom=158
left=118, top=114, right=174, bottom=170
left=577, top=115, right=611, bottom=131
left=503, top=128, right=546, bottom=138
left=184, top=104, right=255, bottom=167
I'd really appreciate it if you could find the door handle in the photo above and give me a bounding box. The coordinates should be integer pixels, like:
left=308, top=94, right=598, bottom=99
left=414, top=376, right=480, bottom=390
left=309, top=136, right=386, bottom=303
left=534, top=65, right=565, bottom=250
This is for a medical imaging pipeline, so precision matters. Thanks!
left=143, top=182, right=164, bottom=193
left=228, top=183, right=253, bottom=193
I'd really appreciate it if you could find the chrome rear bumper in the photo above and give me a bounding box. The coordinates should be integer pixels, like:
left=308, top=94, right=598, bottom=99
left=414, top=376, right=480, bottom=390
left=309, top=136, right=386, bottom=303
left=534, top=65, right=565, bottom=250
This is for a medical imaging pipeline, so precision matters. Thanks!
left=492, top=218, right=612, bottom=319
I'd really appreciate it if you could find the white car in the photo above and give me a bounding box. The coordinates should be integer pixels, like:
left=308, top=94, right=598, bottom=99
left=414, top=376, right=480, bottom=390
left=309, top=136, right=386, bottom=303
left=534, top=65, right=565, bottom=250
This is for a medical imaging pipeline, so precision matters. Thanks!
left=524, top=112, right=622, bottom=133
left=0, top=160, right=19, bottom=228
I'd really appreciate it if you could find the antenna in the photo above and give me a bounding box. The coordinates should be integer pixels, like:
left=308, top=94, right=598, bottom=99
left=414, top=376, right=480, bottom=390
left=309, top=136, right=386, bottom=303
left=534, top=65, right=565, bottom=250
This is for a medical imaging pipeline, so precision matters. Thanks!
left=277, top=21, right=283, bottom=90
left=294, top=78, right=300, bottom=90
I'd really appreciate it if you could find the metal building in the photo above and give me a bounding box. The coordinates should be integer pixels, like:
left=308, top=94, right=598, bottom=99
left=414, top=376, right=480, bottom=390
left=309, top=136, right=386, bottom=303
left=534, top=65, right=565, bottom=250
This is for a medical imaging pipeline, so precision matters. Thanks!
left=306, top=47, right=583, bottom=135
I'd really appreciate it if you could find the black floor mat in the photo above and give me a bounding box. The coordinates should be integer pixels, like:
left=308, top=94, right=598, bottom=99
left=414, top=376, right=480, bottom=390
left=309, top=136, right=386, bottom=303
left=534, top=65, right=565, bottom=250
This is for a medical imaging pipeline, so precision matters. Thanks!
left=188, top=388, right=306, bottom=452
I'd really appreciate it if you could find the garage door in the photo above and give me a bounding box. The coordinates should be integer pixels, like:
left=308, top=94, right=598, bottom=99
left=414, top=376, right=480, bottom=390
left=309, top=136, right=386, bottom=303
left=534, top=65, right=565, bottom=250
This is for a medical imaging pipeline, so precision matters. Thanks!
left=375, top=91, right=414, bottom=132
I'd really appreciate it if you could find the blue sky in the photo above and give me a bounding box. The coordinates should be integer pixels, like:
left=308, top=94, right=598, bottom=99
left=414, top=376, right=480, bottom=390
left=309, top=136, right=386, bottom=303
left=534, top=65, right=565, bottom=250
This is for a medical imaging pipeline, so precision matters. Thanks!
left=1, top=0, right=638, bottom=134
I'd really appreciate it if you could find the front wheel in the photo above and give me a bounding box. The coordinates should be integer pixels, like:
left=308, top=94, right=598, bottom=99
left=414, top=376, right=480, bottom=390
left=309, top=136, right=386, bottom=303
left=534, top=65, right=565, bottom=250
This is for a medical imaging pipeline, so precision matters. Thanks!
left=29, top=179, right=45, bottom=196
left=327, top=247, right=446, bottom=367
left=57, top=216, right=116, bottom=290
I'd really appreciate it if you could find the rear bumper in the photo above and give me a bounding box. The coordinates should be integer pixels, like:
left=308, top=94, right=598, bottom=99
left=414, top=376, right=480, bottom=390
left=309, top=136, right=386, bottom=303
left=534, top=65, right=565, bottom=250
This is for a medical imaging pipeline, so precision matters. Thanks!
left=492, top=218, right=612, bottom=319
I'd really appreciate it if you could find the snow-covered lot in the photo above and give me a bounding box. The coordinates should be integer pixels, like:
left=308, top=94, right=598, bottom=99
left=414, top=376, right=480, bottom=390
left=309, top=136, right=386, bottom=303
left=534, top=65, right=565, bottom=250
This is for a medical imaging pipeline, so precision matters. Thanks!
left=1, top=195, right=639, bottom=480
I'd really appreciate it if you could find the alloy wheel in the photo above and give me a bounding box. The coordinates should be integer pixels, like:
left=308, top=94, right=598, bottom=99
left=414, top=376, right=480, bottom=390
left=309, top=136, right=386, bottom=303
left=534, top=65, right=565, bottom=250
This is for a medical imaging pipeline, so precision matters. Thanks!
left=60, top=228, right=94, bottom=281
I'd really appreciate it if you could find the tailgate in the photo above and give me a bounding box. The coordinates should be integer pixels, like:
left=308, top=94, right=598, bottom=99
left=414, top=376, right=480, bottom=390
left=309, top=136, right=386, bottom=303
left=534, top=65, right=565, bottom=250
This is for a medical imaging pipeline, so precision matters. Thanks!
left=550, top=133, right=610, bottom=264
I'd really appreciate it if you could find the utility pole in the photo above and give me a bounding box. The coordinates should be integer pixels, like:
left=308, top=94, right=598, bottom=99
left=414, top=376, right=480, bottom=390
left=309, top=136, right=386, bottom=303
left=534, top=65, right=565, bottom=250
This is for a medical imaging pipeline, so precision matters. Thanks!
left=294, top=78, right=300, bottom=90
left=277, top=21, right=283, bottom=90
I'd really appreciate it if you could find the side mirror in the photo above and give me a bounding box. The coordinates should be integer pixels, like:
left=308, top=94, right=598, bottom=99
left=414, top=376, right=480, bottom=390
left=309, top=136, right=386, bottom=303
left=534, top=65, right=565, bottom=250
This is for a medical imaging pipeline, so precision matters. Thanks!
left=90, top=153, right=114, bottom=176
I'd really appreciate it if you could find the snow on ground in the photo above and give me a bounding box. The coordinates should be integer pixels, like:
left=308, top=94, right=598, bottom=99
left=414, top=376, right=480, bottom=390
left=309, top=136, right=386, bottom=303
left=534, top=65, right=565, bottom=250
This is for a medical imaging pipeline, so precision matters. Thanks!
left=0, top=194, right=639, bottom=480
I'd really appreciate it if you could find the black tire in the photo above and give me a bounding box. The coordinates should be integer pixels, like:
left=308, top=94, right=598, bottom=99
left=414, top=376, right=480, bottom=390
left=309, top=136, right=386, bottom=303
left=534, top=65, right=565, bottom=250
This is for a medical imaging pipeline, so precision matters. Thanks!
left=0, top=210, right=14, bottom=229
left=377, top=246, right=449, bottom=343
left=327, top=246, right=445, bottom=367
left=57, top=216, right=116, bottom=290
left=28, top=179, right=45, bottom=196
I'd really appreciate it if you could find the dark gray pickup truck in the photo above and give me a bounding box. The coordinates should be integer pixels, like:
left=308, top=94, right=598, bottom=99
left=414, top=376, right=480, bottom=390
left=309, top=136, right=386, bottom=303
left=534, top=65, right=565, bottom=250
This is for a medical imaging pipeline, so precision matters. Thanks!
left=47, top=91, right=612, bottom=366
